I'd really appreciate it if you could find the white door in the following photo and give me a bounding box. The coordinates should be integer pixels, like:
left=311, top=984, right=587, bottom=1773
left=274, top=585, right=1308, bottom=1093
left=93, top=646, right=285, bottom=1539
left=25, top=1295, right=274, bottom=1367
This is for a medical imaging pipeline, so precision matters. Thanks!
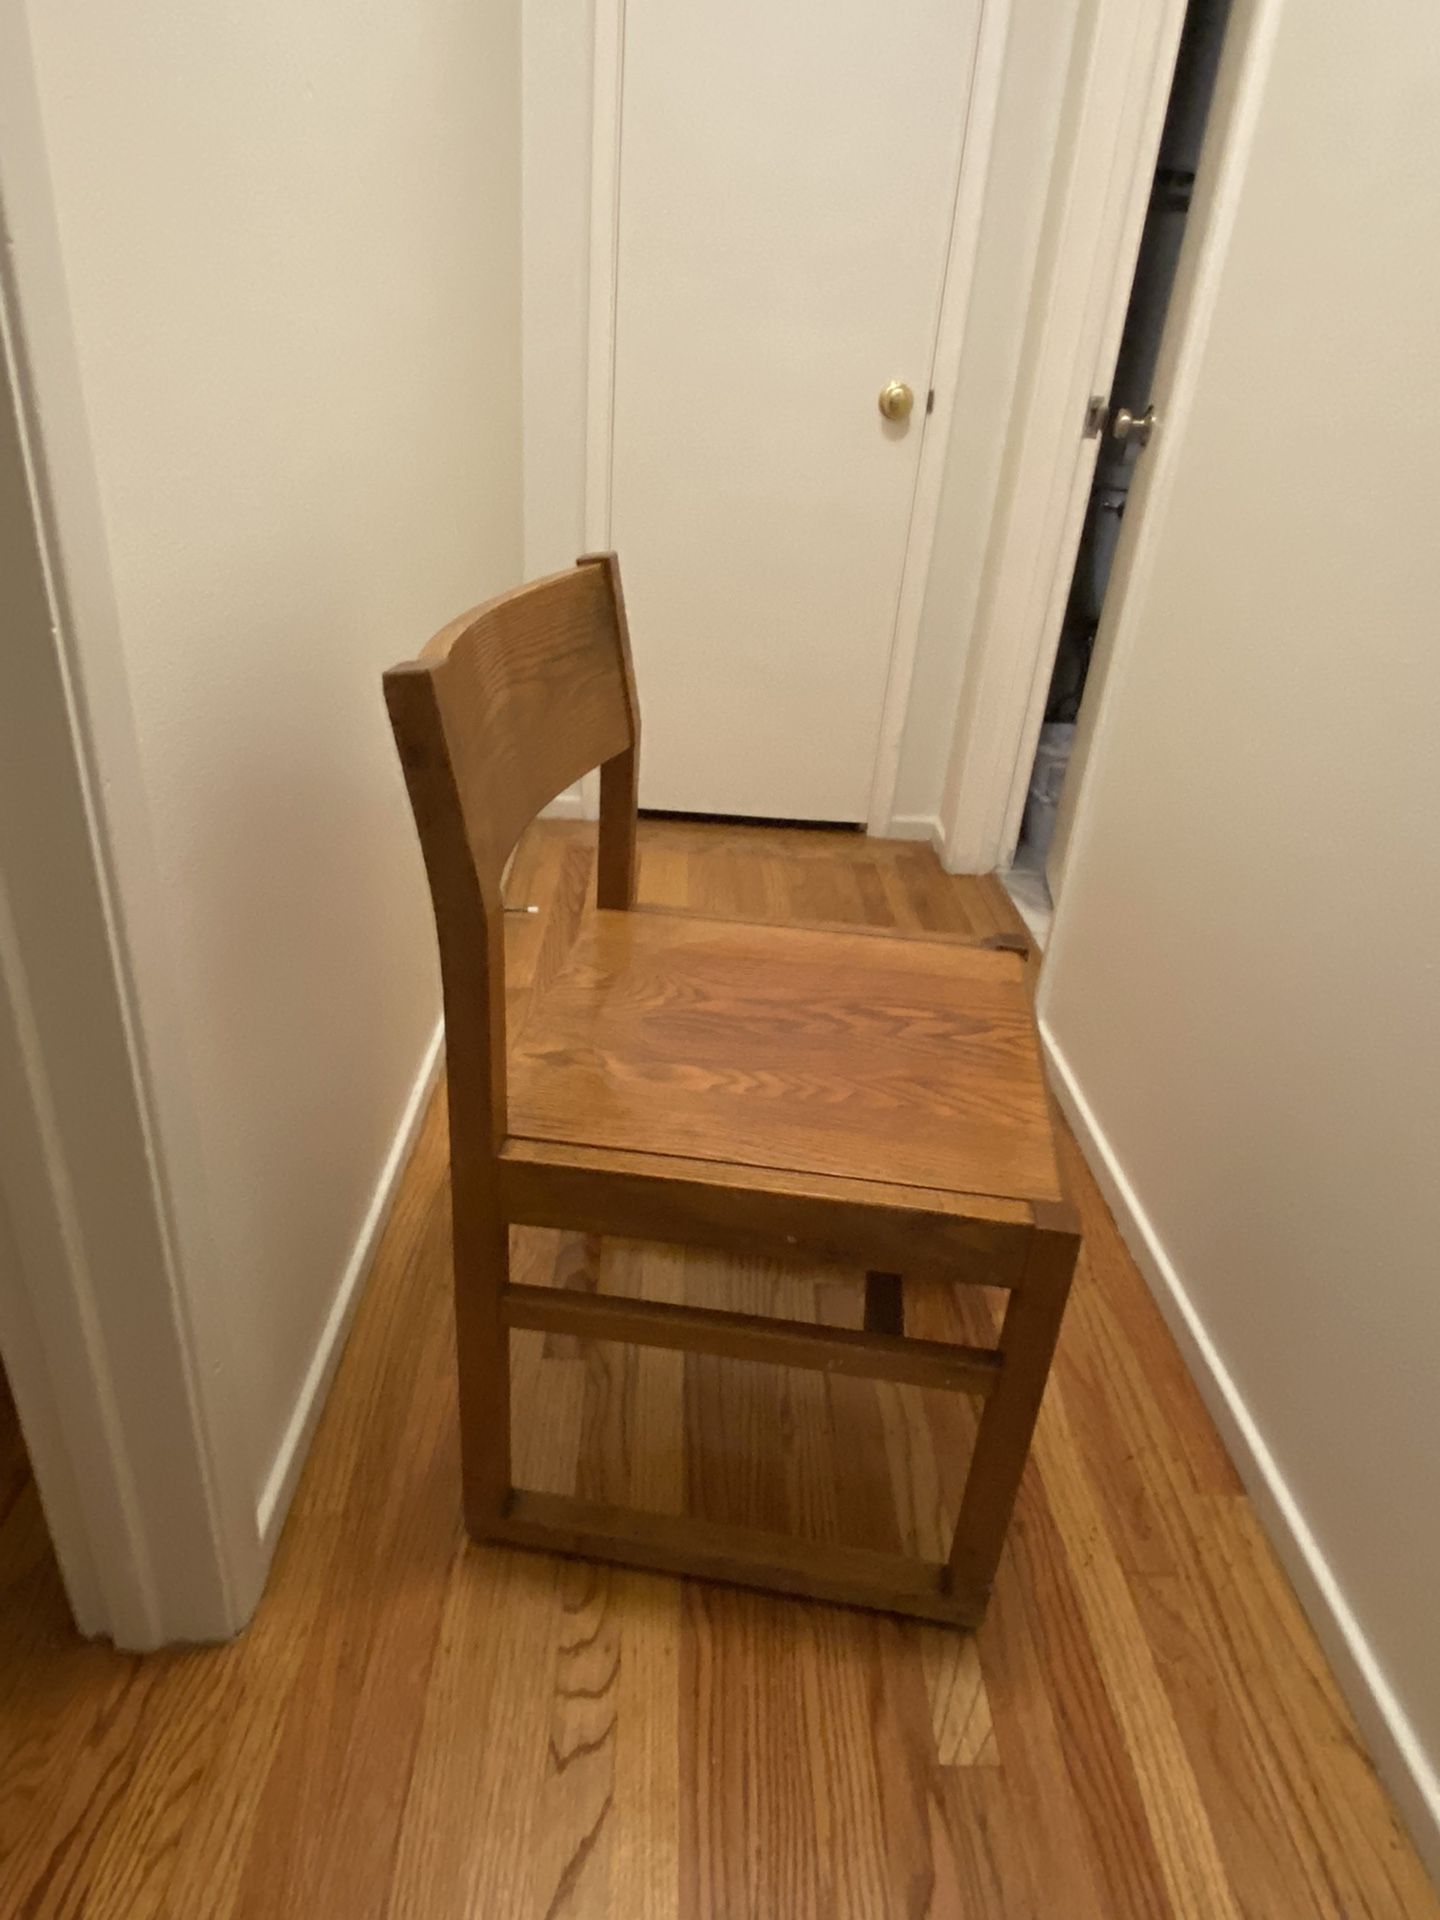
left=608, top=0, right=985, bottom=821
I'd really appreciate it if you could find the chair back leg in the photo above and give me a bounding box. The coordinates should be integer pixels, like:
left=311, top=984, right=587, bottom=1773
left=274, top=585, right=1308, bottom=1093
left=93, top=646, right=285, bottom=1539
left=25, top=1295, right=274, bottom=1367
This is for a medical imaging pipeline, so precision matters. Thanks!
left=862, top=1270, right=904, bottom=1337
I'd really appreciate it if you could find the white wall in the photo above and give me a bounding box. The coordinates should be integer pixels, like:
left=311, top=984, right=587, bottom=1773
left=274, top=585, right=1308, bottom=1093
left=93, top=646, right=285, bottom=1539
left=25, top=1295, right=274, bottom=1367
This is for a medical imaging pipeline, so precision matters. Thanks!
left=8, top=0, right=522, bottom=1611
left=520, top=0, right=1081, bottom=832
left=1042, top=0, right=1440, bottom=1865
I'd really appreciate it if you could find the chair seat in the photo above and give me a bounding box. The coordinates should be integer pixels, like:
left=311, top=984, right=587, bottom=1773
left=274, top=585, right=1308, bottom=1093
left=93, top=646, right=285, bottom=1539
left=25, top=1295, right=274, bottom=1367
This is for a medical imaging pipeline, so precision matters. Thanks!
left=508, top=908, right=1063, bottom=1206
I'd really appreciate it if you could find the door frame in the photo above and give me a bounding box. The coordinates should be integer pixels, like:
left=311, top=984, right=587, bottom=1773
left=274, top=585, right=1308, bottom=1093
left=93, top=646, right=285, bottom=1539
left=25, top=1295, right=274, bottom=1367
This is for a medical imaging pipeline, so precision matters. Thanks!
left=936, top=0, right=1189, bottom=873
left=0, top=6, right=264, bottom=1649
left=581, top=0, right=1013, bottom=833
left=0, top=377, right=258, bottom=1652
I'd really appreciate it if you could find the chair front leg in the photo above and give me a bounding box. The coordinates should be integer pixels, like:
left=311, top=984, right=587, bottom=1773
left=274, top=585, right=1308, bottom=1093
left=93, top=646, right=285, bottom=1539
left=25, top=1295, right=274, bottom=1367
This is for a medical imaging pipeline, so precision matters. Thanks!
left=453, top=1181, right=513, bottom=1537
left=943, top=1216, right=1078, bottom=1615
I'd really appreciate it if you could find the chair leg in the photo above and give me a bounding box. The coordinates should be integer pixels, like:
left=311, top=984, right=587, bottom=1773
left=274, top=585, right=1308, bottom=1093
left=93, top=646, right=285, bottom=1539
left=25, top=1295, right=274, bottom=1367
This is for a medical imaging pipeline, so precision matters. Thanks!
left=863, top=1270, right=904, bottom=1337
left=943, top=1222, right=1077, bottom=1614
left=453, top=1192, right=512, bottom=1538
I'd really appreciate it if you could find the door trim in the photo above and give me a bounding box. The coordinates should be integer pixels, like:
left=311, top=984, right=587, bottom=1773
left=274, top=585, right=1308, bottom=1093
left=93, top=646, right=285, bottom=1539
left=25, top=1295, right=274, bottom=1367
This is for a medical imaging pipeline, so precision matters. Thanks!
left=581, top=0, right=1012, bottom=834
left=0, top=9, right=263, bottom=1648
left=936, top=0, right=1188, bottom=874
left=583, top=0, right=625, bottom=561
left=863, top=0, right=1011, bottom=836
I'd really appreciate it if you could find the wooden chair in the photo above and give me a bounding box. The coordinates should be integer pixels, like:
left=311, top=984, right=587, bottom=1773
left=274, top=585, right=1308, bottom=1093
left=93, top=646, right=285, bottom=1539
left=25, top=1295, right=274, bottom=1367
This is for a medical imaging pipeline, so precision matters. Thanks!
left=384, top=553, right=1078, bottom=1626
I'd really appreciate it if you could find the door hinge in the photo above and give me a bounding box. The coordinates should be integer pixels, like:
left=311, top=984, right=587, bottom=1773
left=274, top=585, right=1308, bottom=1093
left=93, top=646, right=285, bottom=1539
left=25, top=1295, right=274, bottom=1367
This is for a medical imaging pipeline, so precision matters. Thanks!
left=926, top=388, right=935, bottom=416
left=1083, top=394, right=1110, bottom=438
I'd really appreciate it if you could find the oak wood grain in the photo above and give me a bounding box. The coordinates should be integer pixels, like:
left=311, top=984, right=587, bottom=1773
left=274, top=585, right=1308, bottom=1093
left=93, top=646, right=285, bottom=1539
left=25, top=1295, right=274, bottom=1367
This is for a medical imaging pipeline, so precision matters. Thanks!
left=0, top=820, right=1432, bottom=1919
left=510, top=906, right=1062, bottom=1202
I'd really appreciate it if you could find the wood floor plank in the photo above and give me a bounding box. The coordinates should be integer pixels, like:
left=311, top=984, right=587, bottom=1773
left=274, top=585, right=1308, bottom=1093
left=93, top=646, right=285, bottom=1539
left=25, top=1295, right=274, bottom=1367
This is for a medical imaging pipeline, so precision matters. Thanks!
left=790, top=1606, right=897, bottom=1920
left=924, top=1765, right=1045, bottom=1919
left=966, top=1564, right=1114, bottom=1918
left=79, top=1649, right=251, bottom=1920
left=0, top=1648, right=163, bottom=1920
left=1216, top=1500, right=1438, bottom=1920
left=609, top=1570, right=682, bottom=1920
left=227, top=1205, right=462, bottom=1920
left=1131, top=1552, right=1338, bottom=1920
left=0, top=818, right=1432, bottom=1920
left=679, top=1586, right=822, bottom=1920
left=153, top=1539, right=327, bottom=1920
left=1149, top=1495, right=1436, bottom=1920
left=921, top=1627, right=998, bottom=1766
left=524, top=1558, right=620, bottom=1919
left=607, top=1241, right=684, bottom=1919
left=385, top=1547, right=563, bottom=1920
left=1002, top=1459, right=1175, bottom=1919
left=1032, top=1386, right=1240, bottom=1920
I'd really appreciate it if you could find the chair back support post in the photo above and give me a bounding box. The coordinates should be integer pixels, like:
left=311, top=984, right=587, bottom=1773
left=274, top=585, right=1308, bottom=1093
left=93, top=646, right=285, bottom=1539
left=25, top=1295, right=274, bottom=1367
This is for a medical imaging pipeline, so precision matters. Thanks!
left=383, top=667, right=509, bottom=1148
left=383, top=553, right=640, bottom=1148
left=586, top=550, right=642, bottom=911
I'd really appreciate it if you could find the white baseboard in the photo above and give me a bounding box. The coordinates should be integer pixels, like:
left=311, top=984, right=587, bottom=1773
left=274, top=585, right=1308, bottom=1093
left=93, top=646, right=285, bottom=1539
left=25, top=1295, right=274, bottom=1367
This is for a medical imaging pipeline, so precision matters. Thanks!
left=541, top=786, right=588, bottom=821
left=879, top=811, right=944, bottom=851
left=884, top=810, right=997, bottom=875
left=255, top=1018, right=445, bottom=1548
left=1040, top=1018, right=1440, bottom=1884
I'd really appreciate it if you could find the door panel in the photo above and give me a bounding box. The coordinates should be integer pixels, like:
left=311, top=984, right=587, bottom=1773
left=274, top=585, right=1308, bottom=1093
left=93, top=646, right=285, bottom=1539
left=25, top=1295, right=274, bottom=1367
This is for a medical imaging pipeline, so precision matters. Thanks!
left=609, top=0, right=984, bottom=820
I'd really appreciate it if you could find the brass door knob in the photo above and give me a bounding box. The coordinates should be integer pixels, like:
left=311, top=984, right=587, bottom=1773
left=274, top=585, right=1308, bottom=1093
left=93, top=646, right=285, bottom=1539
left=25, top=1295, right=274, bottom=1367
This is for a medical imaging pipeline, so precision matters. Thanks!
left=878, top=380, right=915, bottom=423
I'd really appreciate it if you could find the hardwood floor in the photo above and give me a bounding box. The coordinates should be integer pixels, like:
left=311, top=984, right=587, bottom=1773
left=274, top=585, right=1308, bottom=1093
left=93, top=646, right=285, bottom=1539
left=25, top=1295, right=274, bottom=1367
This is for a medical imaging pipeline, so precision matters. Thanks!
left=0, top=819, right=1433, bottom=1918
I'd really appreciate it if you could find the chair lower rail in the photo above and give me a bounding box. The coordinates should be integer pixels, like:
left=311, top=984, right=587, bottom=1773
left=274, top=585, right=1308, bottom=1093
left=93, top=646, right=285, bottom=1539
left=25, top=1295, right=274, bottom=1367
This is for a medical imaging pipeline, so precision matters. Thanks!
left=501, top=1281, right=1000, bottom=1396
left=487, top=1490, right=985, bottom=1626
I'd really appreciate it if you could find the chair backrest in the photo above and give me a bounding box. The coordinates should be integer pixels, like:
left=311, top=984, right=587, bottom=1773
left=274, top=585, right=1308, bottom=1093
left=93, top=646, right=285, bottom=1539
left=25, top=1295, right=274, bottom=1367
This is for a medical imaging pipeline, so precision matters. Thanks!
left=383, top=552, right=640, bottom=1145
